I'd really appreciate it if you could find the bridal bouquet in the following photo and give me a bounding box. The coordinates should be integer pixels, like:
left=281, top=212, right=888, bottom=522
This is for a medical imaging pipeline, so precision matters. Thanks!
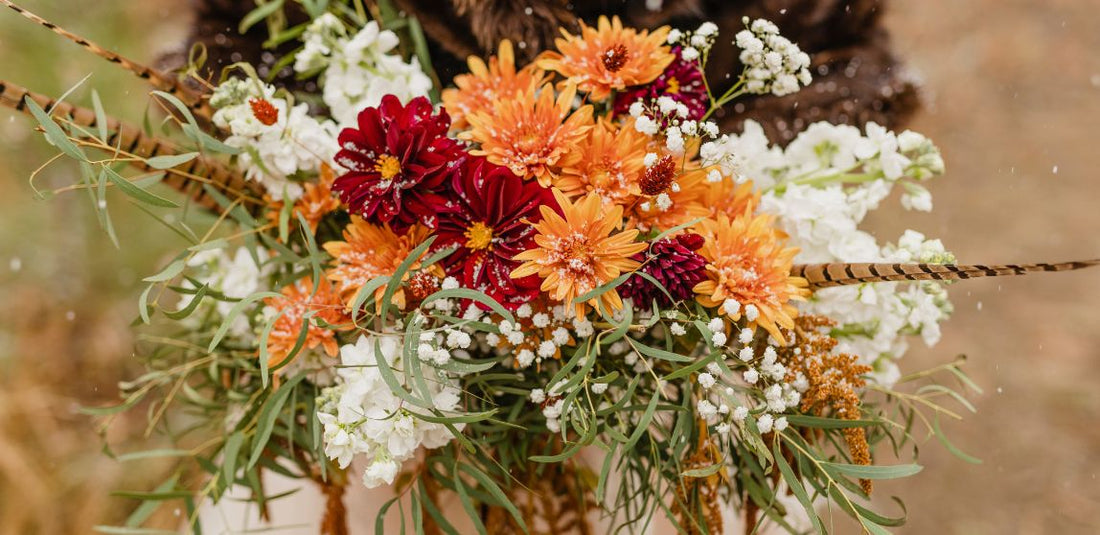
left=7, top=1, right=1092, bottom=533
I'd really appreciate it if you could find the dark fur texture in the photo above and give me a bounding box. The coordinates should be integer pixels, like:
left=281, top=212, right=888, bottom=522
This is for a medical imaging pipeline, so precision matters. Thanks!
left=165, top=0, right=920, bottom=142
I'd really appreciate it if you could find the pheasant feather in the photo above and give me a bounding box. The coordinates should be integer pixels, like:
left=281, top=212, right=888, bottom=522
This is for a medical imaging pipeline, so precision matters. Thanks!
left=0, top=0, right=216, bottom=125
left=0, top=79, right=262, bottom=214
left=793, top=260, right=1100, bottom=289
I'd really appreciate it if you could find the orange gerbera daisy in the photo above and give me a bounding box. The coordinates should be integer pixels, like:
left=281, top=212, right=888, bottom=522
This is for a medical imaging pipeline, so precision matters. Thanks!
left=266, top=163, right=341, bottom=235
left=511, top=190, right=646, bottom=317
left=554, top=118, right=649, bottom=206
left=323, top=217, right=433, bottom=310
left=462, top=83, right=593, bottom=186
left=262, top=277, right=349, bottom=369
left=536, top=15, right=674, bottom=101
left=693, top=213, right=810, bottom=344
left=442, top=39, right=549, bottom=130
left=703, top=170, right=759, bottom=221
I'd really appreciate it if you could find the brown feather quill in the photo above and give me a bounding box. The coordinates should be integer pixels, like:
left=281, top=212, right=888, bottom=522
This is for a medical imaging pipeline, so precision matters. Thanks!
left=0, top=0, right=217, bottom=126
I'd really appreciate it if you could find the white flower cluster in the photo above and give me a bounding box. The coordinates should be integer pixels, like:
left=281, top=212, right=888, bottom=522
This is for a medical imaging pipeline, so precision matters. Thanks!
left=210, top=79, right=338, bottom=200
left=691, top=320, right=798, bottom=436
left=295, top=15, right=433, bottom=127
left=182, top=247, right=271, bottom=340
left=734, top=18, right=812, bottom=96
left=665, top=21, right=720, bottom=63
left=317, top=335, right=462, bottom=488
left=714, top=120, right=951, bottom=385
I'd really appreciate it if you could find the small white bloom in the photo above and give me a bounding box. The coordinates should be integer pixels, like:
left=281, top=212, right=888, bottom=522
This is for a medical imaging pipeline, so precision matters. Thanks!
left=667, top=28, right=683, bottom=44
left=529, top=388, right=546, bottom=404
left=756, top=413, right=774, bottom=434
left=633, top=116, right=655, bottom=135
left=696, top=22, right=719, bottom=37
left=738, top=347, right=754, bottom=362
left=716, top=422, right=731, bottom=435
left=591, top=382, right=609, bottom=394
left=532, top=312, right=551, bottom=328
left=670, top=322, right=687, bottom=336
left=516, top=349, right=536, bottom=368
left=738, top=328, right=754, bottom=344
left=698, top=372, right=716, bottom=389
left=722, top=298, right=741, bottom=316
left=655, top=193, right=673, bottom=211
left=516, top=303, right=533, bottom=318
left=552, top=327, right=571, bottom=346
left=733, top=406, right=749, bottom=422
left=537, top=340, right=557, bottom=359
left=644, top=152, right=659, bottom=167
left=697, top=399, right=718, bottom=419
left=773, top=416, right=789, bottom=432
left=707, top=317, right=724, bottom=333
left=657, top=96, right=678, bottom=114
left=441, top=276, right=460, bottom=290
left=681, top=46, right=700, bottom=61
left=362, top=457, right=400, bottom=488
left=506, top=331, right=525, bottom=346
left=744, top=304, right=759, bottom=322
left=629, top=100, right=646, bottom=118
left=712, top=332, right=728, bottom=346
left=742, top=368, right=760, bottom=384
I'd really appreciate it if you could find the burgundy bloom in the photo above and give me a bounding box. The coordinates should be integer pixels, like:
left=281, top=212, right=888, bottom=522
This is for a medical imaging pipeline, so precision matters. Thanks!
left=613, top=47, right=708, bottom=122
left=433, top=156, right=557, bottom=309
left=620, top=232, right=708, bottom=308
left=333, top=95, right=465, bottom=230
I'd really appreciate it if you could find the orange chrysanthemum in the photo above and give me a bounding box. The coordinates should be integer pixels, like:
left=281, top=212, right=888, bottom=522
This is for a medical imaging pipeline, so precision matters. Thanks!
left=323, top=217, right=433, bottom=310
left=442, top=39, right=549, bottom=130
left=693, top=213, right=810, bottom=344
left=554, top=118, right=649, bottom=206
left=266, top=163, right=341, bottom=234
left=703, top=171, right=759, bottom=221
left=263, top=277, right=349, bottom=369
left=461, top=83, right=593, bottom=186
left=511, top=190, right=646, bottom=317
left=627, top=165, right=710, bottom=233
left=536, top=15, right=675, bottom=101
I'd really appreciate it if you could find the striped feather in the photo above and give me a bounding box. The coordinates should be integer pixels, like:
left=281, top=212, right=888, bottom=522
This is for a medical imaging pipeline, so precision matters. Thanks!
left=793, top=260, right=1100, bottom=289
left=1, top=78, right=263, bottom=215
left=1, top=0, right=216, bottom=125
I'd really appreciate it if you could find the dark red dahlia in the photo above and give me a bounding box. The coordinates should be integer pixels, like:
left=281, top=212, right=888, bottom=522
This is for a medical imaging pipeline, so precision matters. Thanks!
left=332, top=95, right=465, bottom=230
left=620, top=232, right=708, bottom=309
left=613, top=47, right=709, bottom=122
left=433, top=156, right=557, bottom=310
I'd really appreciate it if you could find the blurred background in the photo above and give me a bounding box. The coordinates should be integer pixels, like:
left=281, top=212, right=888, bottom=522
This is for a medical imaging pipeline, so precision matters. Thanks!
left=0, top=1, right=1097, bottom=533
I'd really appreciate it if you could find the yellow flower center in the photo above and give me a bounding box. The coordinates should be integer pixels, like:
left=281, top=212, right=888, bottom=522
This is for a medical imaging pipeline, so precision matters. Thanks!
left=464, top=221, right=494, bottom=251
left=374, top=155, right=401, bottom=180
left=666, top=77, right=680, bottom=94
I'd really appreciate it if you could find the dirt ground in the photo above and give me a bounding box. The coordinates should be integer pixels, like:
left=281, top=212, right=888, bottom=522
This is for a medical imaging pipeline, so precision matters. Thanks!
left=0, top=1, right=1098, bottom=533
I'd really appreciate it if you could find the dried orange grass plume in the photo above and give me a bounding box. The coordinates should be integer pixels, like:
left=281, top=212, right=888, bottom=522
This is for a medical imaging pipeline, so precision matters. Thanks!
left=779, top=315, right=875, bottom=494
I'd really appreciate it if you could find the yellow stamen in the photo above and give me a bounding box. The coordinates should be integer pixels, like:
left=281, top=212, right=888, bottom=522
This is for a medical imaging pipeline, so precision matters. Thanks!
left=464, top=221, right=494, bottom=251
left=374, top=155, right=401, bottom=180
left=666, top=77, right=680, bottom=94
